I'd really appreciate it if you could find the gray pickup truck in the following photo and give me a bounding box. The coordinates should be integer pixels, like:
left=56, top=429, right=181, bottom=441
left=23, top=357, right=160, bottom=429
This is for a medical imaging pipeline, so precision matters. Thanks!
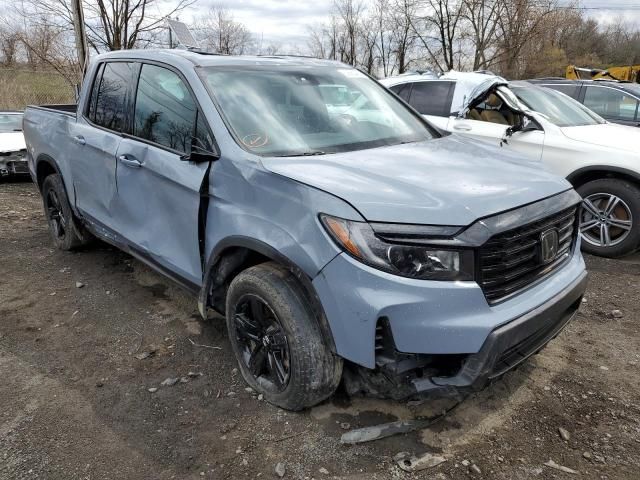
left=23, top=50, right=587, bottom=410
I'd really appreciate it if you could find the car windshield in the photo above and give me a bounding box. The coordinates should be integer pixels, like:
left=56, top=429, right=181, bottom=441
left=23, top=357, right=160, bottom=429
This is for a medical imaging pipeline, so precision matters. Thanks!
left=0, top=113, right=23, bottom=132
left=201, top=66, right=436, bottom=156
left=511, top=85, right=604, bottom=127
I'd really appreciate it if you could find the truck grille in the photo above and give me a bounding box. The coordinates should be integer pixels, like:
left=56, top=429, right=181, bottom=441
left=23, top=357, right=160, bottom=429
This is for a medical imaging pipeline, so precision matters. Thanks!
left=478, top=206, right=578, bottom=304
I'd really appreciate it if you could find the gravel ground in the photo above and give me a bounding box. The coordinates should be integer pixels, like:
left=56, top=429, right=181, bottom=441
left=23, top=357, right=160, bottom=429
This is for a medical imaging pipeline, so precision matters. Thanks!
left=1, top=180, right=639, bottom=479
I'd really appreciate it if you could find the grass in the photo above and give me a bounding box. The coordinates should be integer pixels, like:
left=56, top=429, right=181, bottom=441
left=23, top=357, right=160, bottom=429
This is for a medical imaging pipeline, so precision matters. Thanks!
left=0, top=68, right=76, bottom=111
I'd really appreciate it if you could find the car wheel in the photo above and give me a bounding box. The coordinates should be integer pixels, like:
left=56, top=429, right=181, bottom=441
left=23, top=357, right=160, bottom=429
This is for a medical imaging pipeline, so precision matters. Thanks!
left=42, top=174, right=93, bottom=251
left=225, top=262, right=342, bottom=411
left=577, top=178, right=640, bottom=258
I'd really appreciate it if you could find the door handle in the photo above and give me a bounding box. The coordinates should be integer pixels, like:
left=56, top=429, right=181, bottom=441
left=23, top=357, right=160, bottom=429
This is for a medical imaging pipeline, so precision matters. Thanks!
left=118, top=155, right=143, bottom=168
left=73, top=135, right=86, bottom=146
left=453, top=124, right=472, bottom=131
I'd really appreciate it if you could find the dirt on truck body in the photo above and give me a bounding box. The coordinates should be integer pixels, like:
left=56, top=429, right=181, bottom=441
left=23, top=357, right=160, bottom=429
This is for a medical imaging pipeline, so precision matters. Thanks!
left=1, top=181, right=640, bottom=479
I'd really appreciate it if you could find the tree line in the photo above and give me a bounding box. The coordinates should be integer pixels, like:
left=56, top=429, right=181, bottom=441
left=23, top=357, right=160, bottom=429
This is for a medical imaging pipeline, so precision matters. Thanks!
left=1, top=0, right=639, bottom=85
left=309, top=0, right=640, bottom=79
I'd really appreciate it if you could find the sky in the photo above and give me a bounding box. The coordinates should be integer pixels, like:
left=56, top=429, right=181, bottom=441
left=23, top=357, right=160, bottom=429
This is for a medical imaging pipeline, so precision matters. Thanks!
left=170, top=0, right=640, bottom=51
left=3, top=0, right=639, bottom=51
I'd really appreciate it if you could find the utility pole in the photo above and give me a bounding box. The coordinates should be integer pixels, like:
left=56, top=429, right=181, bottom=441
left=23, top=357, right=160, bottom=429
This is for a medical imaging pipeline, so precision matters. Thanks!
left=71, top=0, right=89, bottom=78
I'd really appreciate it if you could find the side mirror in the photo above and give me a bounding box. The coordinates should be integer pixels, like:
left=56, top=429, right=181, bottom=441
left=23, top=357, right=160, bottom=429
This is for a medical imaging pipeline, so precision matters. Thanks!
left=517, top=116, right=541, bottom=133
left=505, top=115, right=541, bottom=139
left=180, top=136, right=219, bottom=163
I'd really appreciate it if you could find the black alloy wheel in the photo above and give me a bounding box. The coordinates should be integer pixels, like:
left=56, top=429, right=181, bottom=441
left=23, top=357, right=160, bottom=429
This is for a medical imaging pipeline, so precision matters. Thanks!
left=233, top=294, right=291, bottom=391
left=46, top=188, right=67, bottom=240
left=41, top=174, right=93, bottom=251
left=225, top=262, right=343, bottom=410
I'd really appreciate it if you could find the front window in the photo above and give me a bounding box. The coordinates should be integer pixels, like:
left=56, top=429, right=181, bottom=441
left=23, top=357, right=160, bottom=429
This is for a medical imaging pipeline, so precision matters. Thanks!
left=201, top=66, right=436, bottom=156
left=134, top=64, right=197, bottom=153
left=0, top=113, right=23, bottom=132
left=511, top=85, right=605, bottom=127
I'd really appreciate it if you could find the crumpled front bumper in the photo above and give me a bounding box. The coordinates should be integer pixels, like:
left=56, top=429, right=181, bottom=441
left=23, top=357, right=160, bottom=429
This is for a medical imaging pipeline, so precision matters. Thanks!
left=412, top=269, right=587, bottom=395
left=0, top=151, right=29, bottom=176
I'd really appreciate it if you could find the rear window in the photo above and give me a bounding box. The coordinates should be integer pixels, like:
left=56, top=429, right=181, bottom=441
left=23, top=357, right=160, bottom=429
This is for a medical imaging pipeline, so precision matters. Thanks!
left=90, top=62, right=135, bottom=132
left=408, top=81, right=454, bottom=116
left=390, top=83, right=412, bottom=102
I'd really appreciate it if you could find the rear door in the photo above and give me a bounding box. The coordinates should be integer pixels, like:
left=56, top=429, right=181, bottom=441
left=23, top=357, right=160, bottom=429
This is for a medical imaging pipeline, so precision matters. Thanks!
left=70, top=61, right=136, bottom=229
left=111, top=62, right=216, bottom=288
left=405, top=81, right=455, bottom=130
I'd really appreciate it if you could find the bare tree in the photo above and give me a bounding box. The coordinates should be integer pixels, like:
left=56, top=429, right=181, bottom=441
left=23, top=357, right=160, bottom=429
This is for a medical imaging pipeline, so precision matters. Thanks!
left=334, top=0, right=365, bottom=65
left=196, top=6, right=253, bottom=55
left=462, top=0, right=505, bottom=70
left=411, top=0, right=465, bottom=71
left=493, top=0, right=556, bottom=78
left=0, top=26, right=21, bottom=66
left=390, top=0, right=417, bottom=74
left=85, top=0, right=196, bottom=50
left=15, top=0, right=194, bottom=52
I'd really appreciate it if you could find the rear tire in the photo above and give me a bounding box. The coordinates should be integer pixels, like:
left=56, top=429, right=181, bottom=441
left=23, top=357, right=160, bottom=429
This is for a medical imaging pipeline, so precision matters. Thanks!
left=225, top=262, right=342, bottom=411
left=42, top=174, right=93, bottom=251
left=576, top=178, right=640, bottom=258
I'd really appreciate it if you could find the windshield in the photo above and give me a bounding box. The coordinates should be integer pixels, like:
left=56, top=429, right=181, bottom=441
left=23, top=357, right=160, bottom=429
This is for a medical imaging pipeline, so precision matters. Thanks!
left=0, top=113, right=23, bottom=132
left=511, top=85, right=604, bottom=127
left=201, top=66, right=435, bottom=156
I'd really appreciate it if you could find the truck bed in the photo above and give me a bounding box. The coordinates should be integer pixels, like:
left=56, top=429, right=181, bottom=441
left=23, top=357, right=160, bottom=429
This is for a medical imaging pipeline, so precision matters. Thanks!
left=27, top=104, right=77, bottom=116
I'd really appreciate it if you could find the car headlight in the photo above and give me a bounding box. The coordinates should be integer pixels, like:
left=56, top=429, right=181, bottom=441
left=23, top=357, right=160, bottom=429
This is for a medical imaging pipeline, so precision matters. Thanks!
left=320, top=214, right=474, bottom=281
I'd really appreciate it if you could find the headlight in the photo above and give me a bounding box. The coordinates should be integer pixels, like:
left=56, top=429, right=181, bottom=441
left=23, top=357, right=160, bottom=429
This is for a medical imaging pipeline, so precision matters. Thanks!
left=320, top=214, right=474, bottom=281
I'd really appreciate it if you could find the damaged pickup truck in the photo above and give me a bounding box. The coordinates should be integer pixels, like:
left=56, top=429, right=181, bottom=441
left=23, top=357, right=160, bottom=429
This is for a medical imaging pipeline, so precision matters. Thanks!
left=23, top=50, right=587, bottom=410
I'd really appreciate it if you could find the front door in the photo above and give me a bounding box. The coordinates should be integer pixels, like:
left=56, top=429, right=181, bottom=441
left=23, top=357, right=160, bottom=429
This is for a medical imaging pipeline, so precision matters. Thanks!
left=447, top=116, right=545, bottom=161
left=112, top=63, right=214, bottom=288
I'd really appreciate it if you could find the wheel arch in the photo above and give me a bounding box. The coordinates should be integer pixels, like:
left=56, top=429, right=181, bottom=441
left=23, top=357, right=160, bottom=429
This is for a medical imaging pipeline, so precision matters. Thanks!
left=567, top=166, right=640, bottom=189
left=198, top=236, right=337, bottom=353
left=35, top=154, right=62, bottom=191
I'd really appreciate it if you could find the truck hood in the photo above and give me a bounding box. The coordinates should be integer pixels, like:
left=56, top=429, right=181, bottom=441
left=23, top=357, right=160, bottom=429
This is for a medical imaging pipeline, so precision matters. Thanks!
left=0, top=131, right=26, bottom=152
left=261, top=135, right=571, bottom=225
left=561, top=123, right=640, bottom=154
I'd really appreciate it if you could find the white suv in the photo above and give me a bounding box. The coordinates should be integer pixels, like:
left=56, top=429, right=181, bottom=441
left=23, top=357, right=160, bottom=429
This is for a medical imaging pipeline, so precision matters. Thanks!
left=381, top=71, right=640, bottom=258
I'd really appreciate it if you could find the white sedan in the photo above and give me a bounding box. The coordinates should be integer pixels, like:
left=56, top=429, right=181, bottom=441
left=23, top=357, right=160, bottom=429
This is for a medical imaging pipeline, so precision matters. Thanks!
left=381, top=71, right=640, bottom=258
left=0, top=111, right=27, bottom=178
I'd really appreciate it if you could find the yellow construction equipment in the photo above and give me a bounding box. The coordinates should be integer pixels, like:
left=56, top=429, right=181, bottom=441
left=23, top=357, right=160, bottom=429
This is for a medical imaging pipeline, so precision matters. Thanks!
left=566, top=65, right=640, bottom=83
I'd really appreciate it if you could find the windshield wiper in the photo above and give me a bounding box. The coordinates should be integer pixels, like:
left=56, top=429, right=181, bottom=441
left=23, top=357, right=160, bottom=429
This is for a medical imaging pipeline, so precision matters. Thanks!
left=275, top=150, right=327, bottom=157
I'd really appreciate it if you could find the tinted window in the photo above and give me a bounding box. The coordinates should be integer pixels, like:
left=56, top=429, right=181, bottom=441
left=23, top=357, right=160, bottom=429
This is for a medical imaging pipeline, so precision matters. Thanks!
left=583, top=86, right=639, bottom=121
left=93, top=62, right=134, bottom=132
left=543, top=83, right=579, bottom=99
left=408, top=81, right=453, bottom=116
left=134, top=64, right=197, bottom=153
left=390, top=83, right=412, bottom=101
left=87, top=63, right=104, bottom=122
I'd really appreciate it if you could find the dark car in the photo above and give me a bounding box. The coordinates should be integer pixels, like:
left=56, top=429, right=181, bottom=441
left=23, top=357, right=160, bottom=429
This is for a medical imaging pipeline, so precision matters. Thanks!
left=528, top=78, right=640, bottom=127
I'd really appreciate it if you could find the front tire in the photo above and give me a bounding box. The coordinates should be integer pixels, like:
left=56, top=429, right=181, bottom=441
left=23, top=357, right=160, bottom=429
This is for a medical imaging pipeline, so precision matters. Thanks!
left=225, top=262, right=342, bottom=411
left=42, top=174, right=93, bottom=251
left=577, top=178, right=640, bottom=258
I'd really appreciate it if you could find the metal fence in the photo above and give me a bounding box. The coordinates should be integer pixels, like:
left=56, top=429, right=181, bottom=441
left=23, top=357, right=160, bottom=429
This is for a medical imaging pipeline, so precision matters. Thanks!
left=0, top=68, right=76, bottom=111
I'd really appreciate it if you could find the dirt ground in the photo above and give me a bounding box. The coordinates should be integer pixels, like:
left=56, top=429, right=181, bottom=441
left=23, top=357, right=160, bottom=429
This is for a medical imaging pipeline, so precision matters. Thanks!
left=1, top=180, right=639, bottom=480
